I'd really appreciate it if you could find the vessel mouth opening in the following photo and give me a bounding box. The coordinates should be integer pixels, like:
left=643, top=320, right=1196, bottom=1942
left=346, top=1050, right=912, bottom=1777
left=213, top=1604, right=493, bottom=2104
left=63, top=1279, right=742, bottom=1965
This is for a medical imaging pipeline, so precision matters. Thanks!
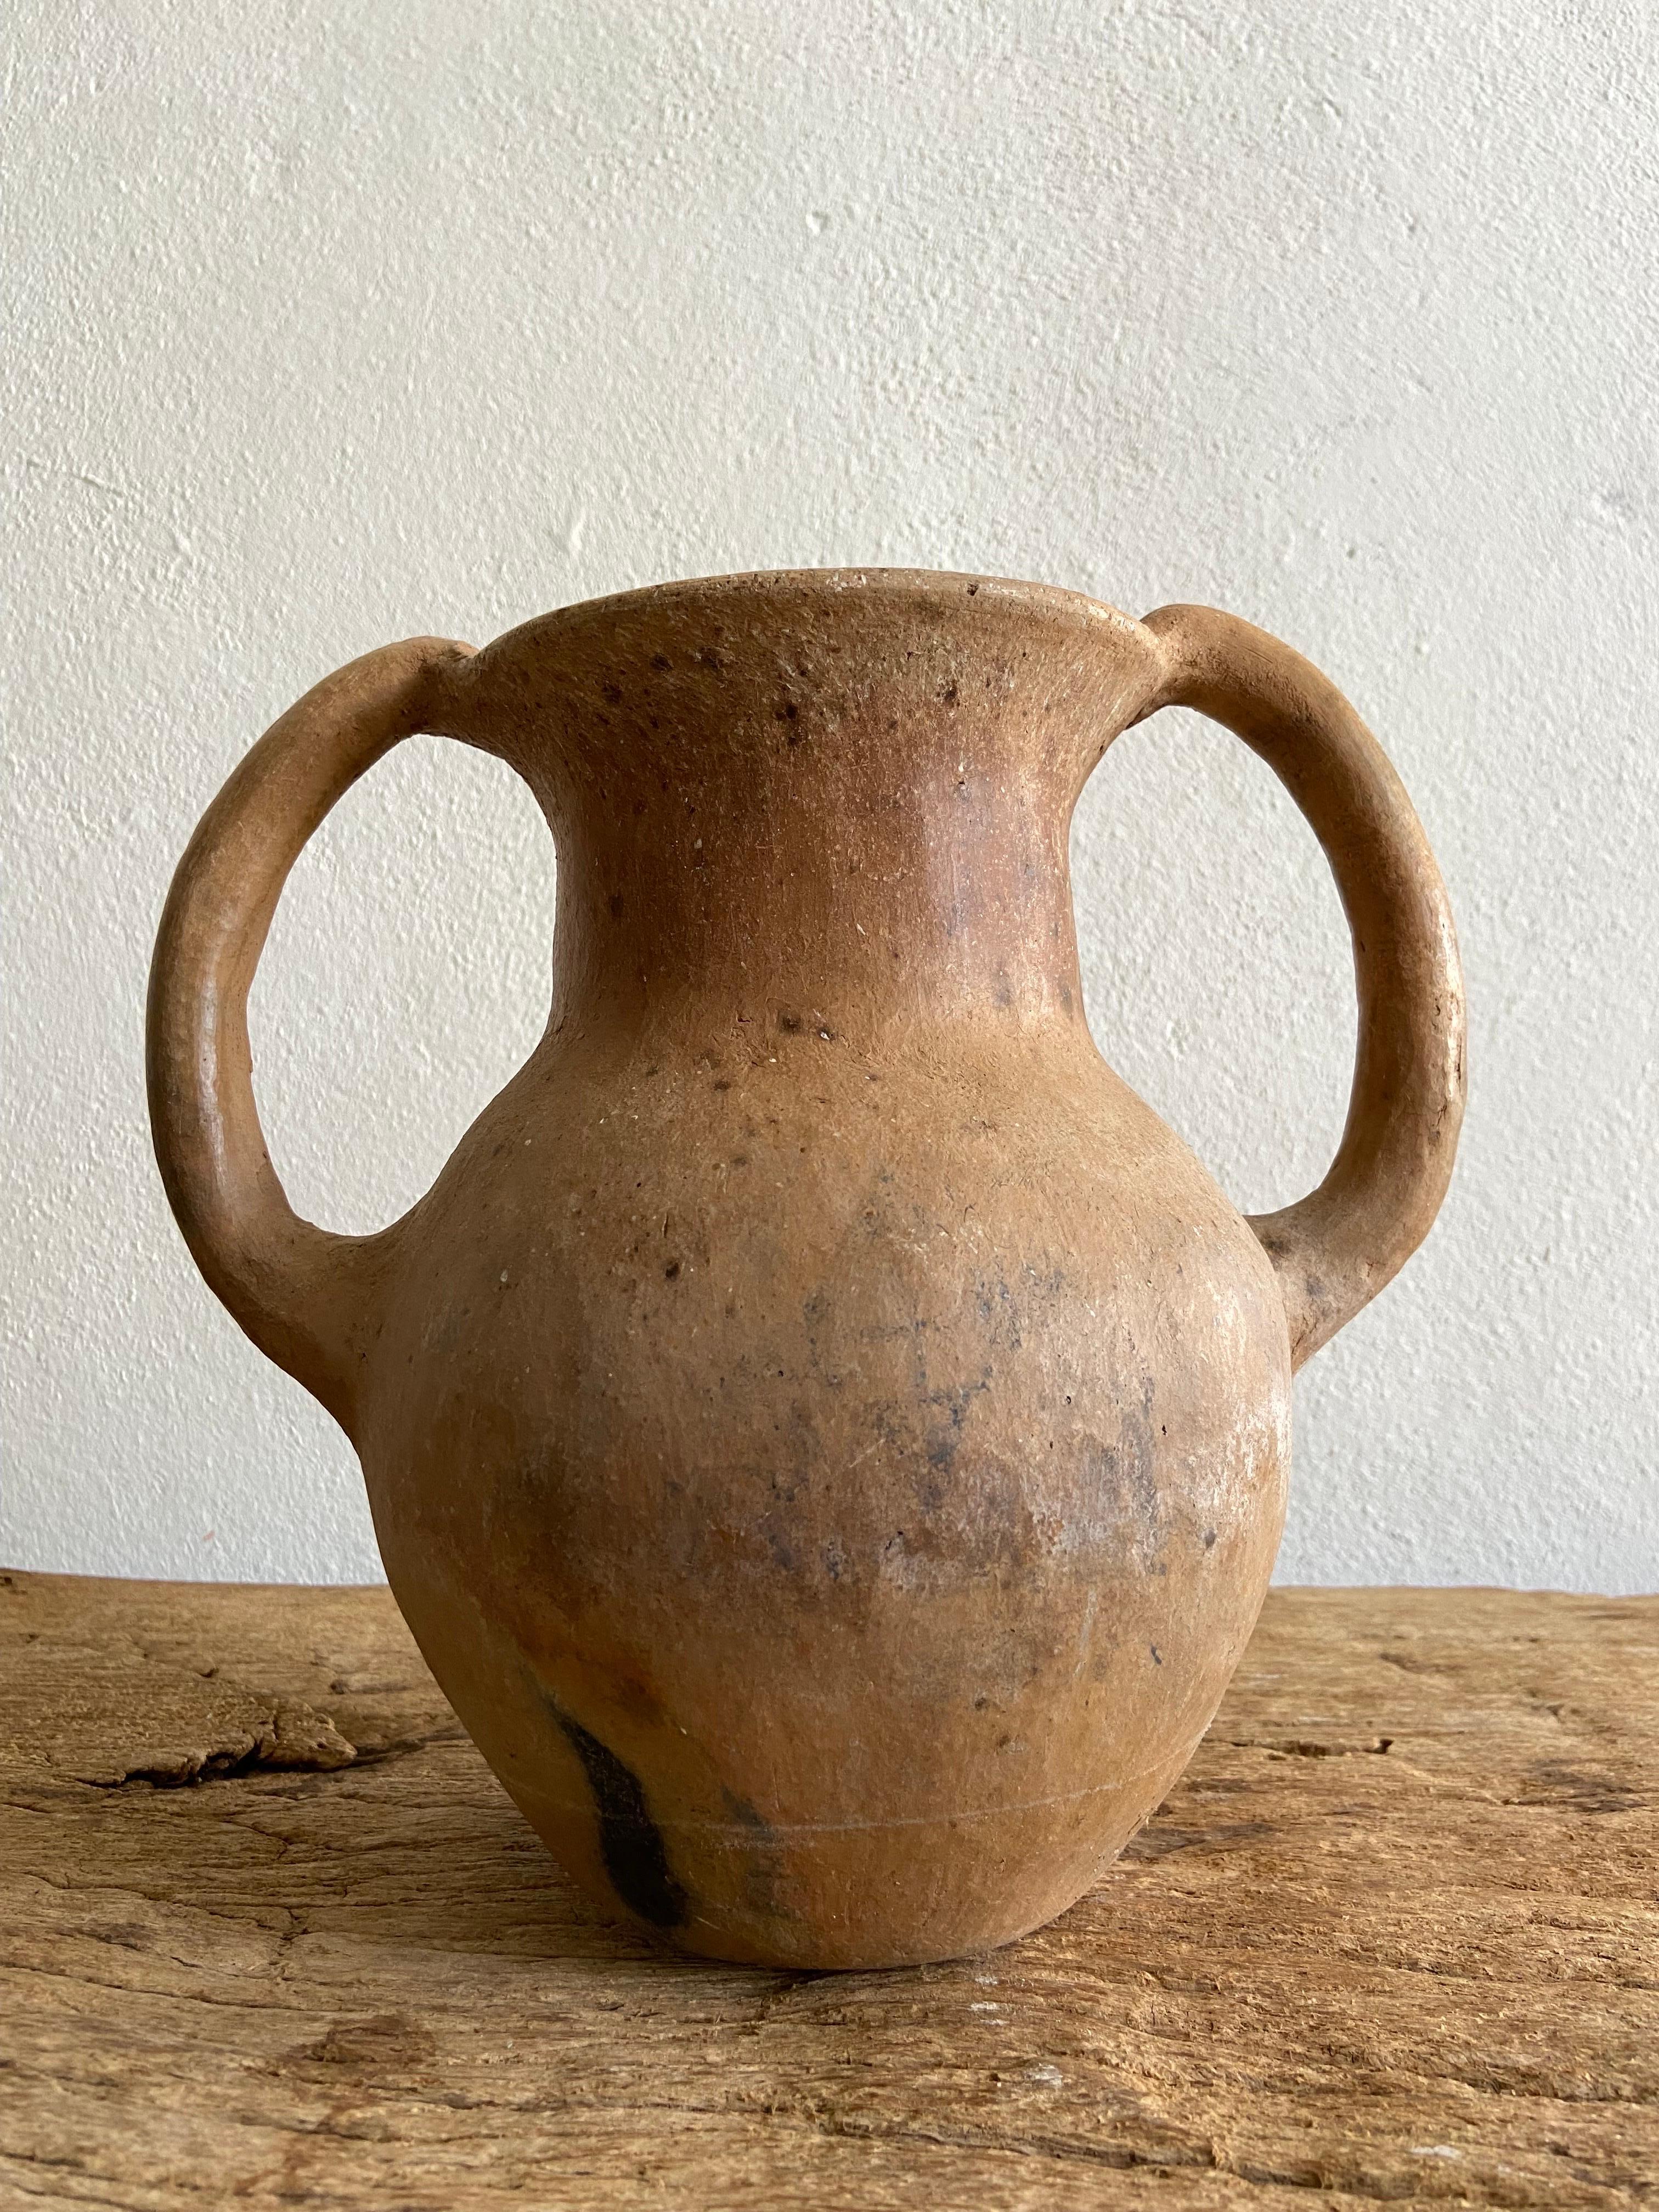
left=457, top=567, right=1160, bottom=795
left=492, top=564, right=1142, bottom=652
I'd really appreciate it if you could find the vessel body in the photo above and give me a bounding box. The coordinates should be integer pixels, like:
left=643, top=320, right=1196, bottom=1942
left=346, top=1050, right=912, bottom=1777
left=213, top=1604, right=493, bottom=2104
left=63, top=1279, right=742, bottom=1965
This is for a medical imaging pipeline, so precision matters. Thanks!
left=364, top=1000, right=1290, bottom=1967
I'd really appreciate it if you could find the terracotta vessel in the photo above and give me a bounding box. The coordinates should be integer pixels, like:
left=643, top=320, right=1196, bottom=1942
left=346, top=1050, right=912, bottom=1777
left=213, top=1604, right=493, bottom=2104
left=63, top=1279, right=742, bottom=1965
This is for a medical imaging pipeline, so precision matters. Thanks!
left=149, top=571, right=1464, bottom=1968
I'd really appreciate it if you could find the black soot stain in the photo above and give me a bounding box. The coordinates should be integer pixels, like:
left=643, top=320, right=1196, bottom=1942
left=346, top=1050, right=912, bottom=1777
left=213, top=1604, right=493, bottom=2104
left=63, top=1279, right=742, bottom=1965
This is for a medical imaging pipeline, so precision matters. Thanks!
left=548, top=1703, right=688, bottom=1928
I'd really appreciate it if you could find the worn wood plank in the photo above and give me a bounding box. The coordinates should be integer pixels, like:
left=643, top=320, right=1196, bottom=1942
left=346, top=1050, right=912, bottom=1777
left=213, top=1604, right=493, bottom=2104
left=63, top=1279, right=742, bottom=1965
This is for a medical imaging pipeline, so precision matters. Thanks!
left=1, top=1572, right=1654, bottom=2209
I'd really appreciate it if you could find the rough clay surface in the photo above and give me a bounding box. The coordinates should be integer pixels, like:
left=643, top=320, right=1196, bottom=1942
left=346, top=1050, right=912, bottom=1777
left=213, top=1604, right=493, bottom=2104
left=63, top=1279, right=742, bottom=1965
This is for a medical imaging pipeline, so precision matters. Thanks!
left=2, top=1573, right=1654, bottom=2209
left=141, top=579, right=1459, bottom=1965
left=5, top=4, right=1657, bottom=1595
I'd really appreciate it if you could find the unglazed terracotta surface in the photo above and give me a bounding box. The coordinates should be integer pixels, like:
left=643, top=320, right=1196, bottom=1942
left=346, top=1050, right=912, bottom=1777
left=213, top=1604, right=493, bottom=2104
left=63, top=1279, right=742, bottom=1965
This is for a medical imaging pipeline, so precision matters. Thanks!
left=147, top=571, right=1465, bottom=1967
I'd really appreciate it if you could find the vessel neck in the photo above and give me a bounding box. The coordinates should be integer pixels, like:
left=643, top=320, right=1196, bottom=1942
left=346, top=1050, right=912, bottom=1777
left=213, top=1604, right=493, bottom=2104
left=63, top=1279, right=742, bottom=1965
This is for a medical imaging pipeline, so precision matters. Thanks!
left=439, top=570, right=1163, bottom=1045
left=540, top=747, right=1085, bottom=1040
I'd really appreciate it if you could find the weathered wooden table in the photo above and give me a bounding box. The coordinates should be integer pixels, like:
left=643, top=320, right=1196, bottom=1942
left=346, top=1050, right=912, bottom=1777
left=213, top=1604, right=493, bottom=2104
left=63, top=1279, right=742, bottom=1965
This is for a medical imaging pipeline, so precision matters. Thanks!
left=1, top=1574, right=1653, bottom=2209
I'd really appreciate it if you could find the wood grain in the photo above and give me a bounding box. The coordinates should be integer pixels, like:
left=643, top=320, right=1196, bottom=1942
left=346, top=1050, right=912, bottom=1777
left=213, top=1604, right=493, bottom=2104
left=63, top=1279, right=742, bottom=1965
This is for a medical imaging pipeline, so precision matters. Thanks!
left=1, top=1573, right=1654, bottom=2208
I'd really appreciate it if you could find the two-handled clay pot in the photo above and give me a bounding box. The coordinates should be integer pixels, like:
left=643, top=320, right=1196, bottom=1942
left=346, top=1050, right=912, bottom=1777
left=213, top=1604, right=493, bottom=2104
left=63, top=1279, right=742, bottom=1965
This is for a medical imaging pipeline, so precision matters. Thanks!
left=149, top=571, right=1464, bottom=1967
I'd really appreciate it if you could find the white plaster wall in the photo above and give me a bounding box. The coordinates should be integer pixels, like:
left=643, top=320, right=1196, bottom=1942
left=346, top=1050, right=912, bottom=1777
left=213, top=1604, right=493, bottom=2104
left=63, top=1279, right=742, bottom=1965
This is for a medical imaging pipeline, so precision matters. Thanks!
left=4, top=1, right=1655, bottom=1590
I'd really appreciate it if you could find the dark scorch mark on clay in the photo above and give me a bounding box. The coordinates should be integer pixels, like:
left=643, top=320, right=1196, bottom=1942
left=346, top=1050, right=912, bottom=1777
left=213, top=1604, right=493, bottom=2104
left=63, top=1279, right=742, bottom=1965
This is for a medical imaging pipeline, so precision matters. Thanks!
left=721, top=1786, right=788, bottom=1917
left=548, top=1703, right=688, bottom=1928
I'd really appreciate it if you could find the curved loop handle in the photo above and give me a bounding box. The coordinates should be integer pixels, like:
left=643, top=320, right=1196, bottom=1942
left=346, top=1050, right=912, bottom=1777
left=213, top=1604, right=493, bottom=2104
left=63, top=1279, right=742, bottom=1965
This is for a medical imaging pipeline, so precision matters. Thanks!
left=1137, top=605, right=1465, bottom=1369
left=146, top=637, right=476, bottom=1427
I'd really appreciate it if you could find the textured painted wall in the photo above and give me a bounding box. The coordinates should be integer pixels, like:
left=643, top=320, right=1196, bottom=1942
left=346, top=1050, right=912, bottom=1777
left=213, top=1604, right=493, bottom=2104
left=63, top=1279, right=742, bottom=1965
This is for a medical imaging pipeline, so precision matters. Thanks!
left=4, top=2, right=1655, bottom=1589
